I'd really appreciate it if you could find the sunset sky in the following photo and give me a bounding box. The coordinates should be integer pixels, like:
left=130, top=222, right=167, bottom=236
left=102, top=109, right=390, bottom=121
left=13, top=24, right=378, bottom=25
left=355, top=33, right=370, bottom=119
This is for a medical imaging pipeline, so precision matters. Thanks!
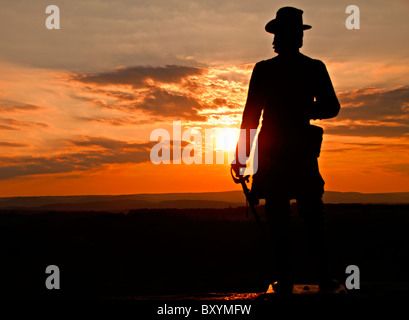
left=1, top=0, right=409, bottom=196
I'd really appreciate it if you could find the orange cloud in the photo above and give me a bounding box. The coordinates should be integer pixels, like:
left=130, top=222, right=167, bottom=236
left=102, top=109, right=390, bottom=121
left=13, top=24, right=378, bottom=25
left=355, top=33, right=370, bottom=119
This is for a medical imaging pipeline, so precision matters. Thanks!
left=69, top=64, right=251, bottom=124
left=0, top=103, right=44, bottom=113
left=320, top=86, right=409, bottom=137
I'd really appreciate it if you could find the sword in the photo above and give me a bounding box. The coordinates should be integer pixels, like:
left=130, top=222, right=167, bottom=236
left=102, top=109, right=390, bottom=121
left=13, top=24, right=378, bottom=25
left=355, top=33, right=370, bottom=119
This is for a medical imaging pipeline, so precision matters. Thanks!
left=230, top=166, right=267, bottom=237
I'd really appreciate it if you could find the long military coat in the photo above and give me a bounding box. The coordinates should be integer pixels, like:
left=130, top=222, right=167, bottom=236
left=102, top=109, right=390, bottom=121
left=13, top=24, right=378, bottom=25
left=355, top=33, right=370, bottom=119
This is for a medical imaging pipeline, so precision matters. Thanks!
left=239, top=53, right=340, bottom=200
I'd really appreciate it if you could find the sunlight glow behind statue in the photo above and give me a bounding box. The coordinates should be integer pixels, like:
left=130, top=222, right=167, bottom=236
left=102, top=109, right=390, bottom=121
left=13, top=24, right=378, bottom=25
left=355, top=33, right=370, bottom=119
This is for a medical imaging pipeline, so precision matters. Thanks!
left=149, top=121, right=258, bottom=175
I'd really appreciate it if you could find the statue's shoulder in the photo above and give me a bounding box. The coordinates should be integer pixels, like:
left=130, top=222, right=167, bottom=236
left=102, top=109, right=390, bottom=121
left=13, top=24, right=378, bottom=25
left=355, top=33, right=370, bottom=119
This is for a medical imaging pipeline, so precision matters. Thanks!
left=253, top=57, right=279, bottom=72
left=257, top=56, right=279, bottom=66
left=300, top=54, right=326, bottom=68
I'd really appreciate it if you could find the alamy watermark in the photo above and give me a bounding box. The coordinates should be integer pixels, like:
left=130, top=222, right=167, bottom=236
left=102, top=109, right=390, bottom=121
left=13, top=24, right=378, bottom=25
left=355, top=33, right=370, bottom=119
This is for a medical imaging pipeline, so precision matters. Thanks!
left=345, top=5, right=360, bottom=30
left=45, top=5, right=60, bottom=30
left=44, top=5, right=360, bottom=31
left=149, top=121, right=259, bottom=175
left=345, top=264, right=360, bottom=290
left=45, top=265, right=60, bottom=290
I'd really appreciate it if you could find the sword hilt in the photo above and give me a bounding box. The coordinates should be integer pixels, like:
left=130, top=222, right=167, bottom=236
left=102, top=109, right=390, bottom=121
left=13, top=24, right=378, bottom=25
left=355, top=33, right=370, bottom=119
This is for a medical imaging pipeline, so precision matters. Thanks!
left=230, top=166, right=250, bottom=184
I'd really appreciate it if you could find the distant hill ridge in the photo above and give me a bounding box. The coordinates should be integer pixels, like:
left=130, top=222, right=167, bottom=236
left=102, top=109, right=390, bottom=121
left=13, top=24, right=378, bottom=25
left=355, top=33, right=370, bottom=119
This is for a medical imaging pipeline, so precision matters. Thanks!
left=0, top=191, right=408, bottom=212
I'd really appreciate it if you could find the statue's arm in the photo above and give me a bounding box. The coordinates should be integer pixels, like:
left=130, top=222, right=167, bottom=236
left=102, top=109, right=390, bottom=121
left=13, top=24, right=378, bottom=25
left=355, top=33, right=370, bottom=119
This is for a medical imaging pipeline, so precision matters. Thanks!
left=310, top=61, right=340, bottom=120
left=234, top=62, right=264, bottom=166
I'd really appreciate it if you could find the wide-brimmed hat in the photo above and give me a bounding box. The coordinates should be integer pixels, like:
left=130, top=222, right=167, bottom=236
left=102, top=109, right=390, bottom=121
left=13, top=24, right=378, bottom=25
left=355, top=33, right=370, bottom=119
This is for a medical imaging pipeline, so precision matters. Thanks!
left=265, top=7, right=311, bottom=34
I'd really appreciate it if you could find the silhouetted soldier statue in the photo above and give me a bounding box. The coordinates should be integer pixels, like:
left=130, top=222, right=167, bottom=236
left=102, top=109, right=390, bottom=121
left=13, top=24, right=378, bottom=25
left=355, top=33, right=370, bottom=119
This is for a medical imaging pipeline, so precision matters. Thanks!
left=232, top=7, right=341, bottom=294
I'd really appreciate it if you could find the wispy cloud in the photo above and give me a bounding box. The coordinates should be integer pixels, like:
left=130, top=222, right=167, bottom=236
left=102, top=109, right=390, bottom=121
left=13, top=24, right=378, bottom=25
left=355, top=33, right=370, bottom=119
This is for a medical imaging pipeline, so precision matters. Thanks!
left=0, top=103, right=44, bottom=113
left=0, top=118, right=49, bottom=131
left=0, top=135, right=193, bottom=179
left=338, top=86, right=409, bottom=121
left=0, top=136, right=154, bottom=180
left=0, top=141, right=29, bottom=147
left=75, top=116, right=154, bottom=126
left=70, top=64, right=250, bottom=123
left=322, top=86, right=409, bottom=137
left=72, top=65, right=204, bottom=88
left=68, top=136, right=154, bottom=151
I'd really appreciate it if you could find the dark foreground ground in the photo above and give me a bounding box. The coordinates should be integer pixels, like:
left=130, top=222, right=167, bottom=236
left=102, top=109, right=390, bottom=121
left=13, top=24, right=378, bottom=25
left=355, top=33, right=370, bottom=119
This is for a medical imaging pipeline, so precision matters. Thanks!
left=0, top=204, right=408, bottom=300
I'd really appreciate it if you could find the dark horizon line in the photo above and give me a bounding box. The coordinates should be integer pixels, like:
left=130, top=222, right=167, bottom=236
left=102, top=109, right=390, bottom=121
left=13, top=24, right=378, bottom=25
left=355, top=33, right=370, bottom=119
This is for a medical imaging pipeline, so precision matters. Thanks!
left=1, top=190, right=409, bottom=199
